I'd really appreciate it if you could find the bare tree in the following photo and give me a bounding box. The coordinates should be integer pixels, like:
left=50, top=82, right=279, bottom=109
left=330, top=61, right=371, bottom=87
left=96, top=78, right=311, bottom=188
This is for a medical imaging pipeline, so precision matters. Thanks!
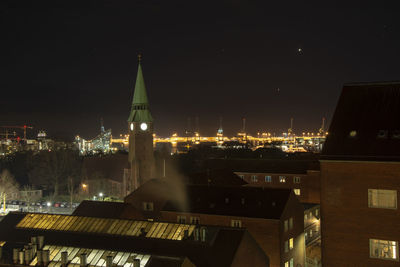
left=20, top=185, right=41, bottom=211
left=29, top=150, right=81, bottom=196
left=0, top=169, right=19, bottom=212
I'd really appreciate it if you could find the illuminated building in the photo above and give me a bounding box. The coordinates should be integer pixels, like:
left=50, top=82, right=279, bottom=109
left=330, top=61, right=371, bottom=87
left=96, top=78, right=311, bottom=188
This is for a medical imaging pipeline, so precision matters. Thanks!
left=124, top=179, right=305, bottom=267
left=127, top=56, right=155, bottom=192
left=0, top=212, right=270, bottom=266
left=320, top=82, right=400, bottom=266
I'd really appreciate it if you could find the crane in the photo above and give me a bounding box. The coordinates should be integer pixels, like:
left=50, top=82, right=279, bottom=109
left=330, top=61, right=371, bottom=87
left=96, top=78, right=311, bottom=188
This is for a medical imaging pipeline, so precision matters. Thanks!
left=0, top=125, right=33, bottom=142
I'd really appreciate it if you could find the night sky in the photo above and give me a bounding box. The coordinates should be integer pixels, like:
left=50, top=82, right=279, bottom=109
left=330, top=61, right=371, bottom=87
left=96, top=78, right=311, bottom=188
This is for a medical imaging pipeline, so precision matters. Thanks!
left=1, top=1, right=400, bottom=140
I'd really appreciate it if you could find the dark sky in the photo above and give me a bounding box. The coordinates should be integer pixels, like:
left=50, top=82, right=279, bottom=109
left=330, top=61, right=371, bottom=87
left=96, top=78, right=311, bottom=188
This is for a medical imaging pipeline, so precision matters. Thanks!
left=1, top=1, right=400, bottom=139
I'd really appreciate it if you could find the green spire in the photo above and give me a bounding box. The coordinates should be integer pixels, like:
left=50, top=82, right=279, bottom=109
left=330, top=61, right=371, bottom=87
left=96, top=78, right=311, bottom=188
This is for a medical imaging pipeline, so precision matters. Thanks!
left=128, top=55, right=153, bottom=123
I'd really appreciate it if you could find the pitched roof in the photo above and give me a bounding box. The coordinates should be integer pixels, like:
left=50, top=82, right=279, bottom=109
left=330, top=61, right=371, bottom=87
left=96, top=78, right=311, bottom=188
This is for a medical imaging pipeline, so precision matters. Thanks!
left=205, top=158, right=320, bottom=174
left=322, top=81, right=400, bottom=161
left=0, top=212, right=267, bottom=267
left=73, top=200, right=142, bottom=219
left=163, top=185, right=292, bottom=220
left=128, top=63, right=153, bottom=123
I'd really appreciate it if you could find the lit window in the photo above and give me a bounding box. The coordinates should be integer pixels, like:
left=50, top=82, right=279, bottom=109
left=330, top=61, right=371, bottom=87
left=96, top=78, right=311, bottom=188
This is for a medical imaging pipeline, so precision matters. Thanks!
left=142, top=202, right=154, bottom=211
left=368, top=189, right=397, bottom=209
left=190, top=217, right=200, bottom=224
left=284, top=220, right=288, bottom=232
left=349, top=130, right=357, bottom=138
left=284, top=240, right=289, bottom=253
left=289, top=238, right=293, bottom=249
left=231, top=219, right=242, bottom=228
left=279, top=176, right=286, bottom=183
left=305, top=214, right=308, bottom=221
left=285, top=261, right=289, bottom=267
left=369, top=239, right=398, bottom=261
left=251, top=175, right=258, bottom=182
left=289, top=217, right=293, bottom=230
left=177, top=215, right=186, bottom=224
left=289, top=258, right=294, bottom=267
left=265, top=175, right=272, bottom=182
left=294, top=189, right=301, bottom=196
left=309, top=229, right=313, bottom=237
left=315, top=209, right=319, bottom=217
left=293, top=177, right=301, bottom=183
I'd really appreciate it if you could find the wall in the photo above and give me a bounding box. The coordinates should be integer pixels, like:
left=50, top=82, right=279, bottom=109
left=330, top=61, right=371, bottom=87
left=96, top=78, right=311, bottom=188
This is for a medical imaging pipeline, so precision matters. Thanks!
left=320, top=160, right=400, bottom=267
left=236, top=171, right=321, bottom=204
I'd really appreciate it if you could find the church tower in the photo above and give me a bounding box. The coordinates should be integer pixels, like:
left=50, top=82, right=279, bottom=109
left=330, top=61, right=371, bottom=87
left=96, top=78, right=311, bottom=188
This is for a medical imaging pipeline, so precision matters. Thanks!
left=128, top=55, right=154, bottom=191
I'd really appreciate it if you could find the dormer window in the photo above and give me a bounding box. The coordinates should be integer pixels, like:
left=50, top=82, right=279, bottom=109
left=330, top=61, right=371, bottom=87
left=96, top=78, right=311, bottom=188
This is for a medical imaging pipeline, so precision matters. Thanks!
left=377, top=130, right=388, bottom=139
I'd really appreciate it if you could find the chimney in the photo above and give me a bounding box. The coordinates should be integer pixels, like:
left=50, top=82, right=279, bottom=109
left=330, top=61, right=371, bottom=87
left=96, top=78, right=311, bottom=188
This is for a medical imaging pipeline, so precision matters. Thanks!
left=12, top=248, right=19, bottom=264
left=106, top=255, right=113, bottom=267
left=194, top=228, right=200, bottom=241
left=37, top=250, right=43, bottom=266
left=183, top=229, right=189, bottom=240
left=24, top=248, right=31, bottom=265
left=133, top=259, right=140, bottom=267
left=42, top=250, right=50, bottom=266
left=80, top=253, right=87, bottom=267
left=200, top=227, right=207, bottom=242
left=38, top=236, right=44, bottom=250
left=18, top=250, right=24, bottom=265
left=61, top=251, right=68, bottom=267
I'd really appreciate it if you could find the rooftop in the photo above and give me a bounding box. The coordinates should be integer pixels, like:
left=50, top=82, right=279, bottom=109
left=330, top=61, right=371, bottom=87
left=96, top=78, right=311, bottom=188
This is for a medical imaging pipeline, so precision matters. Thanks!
left=322, top=82, right=400, bottom=161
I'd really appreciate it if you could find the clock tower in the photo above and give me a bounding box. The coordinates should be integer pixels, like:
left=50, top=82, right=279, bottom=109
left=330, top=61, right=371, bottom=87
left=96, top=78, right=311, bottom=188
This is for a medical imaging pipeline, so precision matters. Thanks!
left=127, top=55, right=154, bottom=191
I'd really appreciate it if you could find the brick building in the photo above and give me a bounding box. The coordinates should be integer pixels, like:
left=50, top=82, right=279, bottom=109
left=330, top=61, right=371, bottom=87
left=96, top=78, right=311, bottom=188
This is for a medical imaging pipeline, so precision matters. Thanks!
left=235, top=168, right=320, bottom=204
left=320, top=82, right=400, bottom=266
left=124, top=179, right=305, bottom=267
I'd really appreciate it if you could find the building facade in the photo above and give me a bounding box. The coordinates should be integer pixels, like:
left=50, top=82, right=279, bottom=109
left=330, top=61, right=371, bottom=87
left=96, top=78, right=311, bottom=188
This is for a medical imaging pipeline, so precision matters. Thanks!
left=320, top=82, right=400, bottom=266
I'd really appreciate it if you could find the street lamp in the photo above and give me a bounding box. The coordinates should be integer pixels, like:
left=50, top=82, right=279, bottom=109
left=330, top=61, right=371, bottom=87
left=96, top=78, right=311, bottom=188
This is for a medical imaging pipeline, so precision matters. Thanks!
left=99, top=192, right=104, bottom=201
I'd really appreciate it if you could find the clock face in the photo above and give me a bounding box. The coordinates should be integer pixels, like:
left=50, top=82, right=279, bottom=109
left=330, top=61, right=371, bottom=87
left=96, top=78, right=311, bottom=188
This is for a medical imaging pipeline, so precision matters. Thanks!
left=130, top=123, right=134, bottom=131
left=140, top=122, right=148, bottom=131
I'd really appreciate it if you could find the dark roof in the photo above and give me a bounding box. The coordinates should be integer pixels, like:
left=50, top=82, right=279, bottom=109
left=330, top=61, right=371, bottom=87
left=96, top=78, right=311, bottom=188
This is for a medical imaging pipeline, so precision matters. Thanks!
left=0, top=212, right=266, bottom=267
left=184, top=169, right=247, bottom=186
left=302, top=203, right=319, bottom=211
left=73, top=200, right=141, bottom=219
left=82, top=153, right=128, bottom=182
left=322, top=82, right=400, bottom=161
left=163, top=185, right=292, bottom=220
left=205, top=159, right=320, bottom=174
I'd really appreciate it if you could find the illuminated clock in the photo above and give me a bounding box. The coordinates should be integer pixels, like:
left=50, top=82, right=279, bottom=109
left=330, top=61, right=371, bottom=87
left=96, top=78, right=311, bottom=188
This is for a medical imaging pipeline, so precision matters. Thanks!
left=130, top=123, right=134, bottom=131
left=140, top=122, right=148, bottom=131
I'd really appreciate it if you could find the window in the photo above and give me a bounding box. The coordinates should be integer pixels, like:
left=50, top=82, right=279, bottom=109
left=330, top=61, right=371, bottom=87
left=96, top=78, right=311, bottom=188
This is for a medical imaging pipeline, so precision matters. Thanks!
left=289, top=258, right=294, bottom=267
left=190, top=216, right=200, bottom=224
left=142, top=202, right=154, bottom=211
left=284, top=220, right=288, bottom=232
left=305, top=214, right=308, bottom=221
left=285, top=261, right=289, bottom=267
left=370, top=239, right=398, bottom=261
left=251, top=175, right=258, bottom=182
left=265, top=175, right=272, bottom=182
left=289, top=217, right=293, bottom=230
left=177, top=215, right=186, bottom=223
left=239, top=175, right=244, bottom=179
left=289, top=238, right=294, bottom=249
left=377, top=130, right=388, bottom=139
left=231, top=220, right=242, bottom=228
left=279, top=176, right=286, bottom=183
left=284, top=240, right=289, bottom=253
left=294, top=189, right=301, bottom=196
left=309, top=229, right=313, bottom=237
left=315, top=208, right=319, bottom=217
left=293, top=176, right=301, bottom=183
left=368, top=189, right=397, bottom=209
